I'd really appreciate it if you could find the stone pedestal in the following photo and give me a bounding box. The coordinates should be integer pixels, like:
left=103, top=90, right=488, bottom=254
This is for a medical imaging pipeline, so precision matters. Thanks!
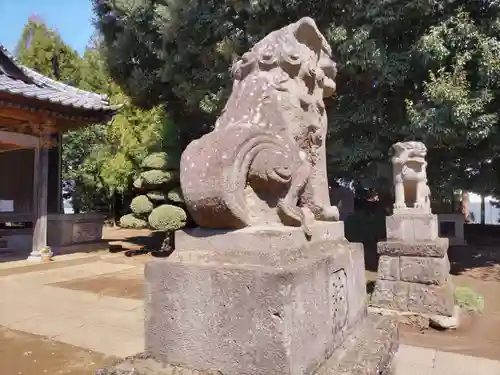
left=98, top=222, right=398, bottom=375
left=371, top=213, right=456, bottom=321
left=47, top=213, right=107, bottom=254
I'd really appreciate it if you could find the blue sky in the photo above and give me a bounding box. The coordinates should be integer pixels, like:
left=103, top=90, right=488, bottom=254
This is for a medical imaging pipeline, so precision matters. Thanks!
left=0, top=0, right=94, bottom=55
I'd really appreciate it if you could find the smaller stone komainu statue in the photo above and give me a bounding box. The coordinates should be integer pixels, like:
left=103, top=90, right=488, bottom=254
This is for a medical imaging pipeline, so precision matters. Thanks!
left=180, top=17, right=340, bottom=235
left=390, top=141, right=431, bottom=211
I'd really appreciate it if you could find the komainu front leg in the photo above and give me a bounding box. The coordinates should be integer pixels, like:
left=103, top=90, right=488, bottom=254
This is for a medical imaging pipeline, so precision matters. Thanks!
left=299, top=175, right=340, bottom=222
left=393, top=182, right=406, bottom=209
left=414, top=181, right=428, bottom=209
left=277, top=162, right=311, bottom=236
left=310, top=204, right=340, bottom=221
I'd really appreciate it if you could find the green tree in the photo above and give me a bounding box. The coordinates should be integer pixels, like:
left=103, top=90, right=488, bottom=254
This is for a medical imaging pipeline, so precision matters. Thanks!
left=16, top=16, right=83, bottom=83
left=92, top=0, right=500, bottom=199
left=77, top=45, right=176, bottom=220
left=14, top=17, right=100, bottom=212
left=15, top=19, right=178, bottom=219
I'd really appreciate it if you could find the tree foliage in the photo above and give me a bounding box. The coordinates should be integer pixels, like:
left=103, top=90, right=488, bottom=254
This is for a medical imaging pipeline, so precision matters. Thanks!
left=92, top=0, right=500, bottom=198
left=16, top=17, right=82, bottom=83
left=15, top=18, right=98, bottom=212
left=14, top=18, right=177, bottom=216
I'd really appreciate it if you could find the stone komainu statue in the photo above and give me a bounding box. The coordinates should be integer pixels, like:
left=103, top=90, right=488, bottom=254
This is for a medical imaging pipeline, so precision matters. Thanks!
left=180, top=17, right=339, bottom=235
left=390, top=141, right=431, bottom=211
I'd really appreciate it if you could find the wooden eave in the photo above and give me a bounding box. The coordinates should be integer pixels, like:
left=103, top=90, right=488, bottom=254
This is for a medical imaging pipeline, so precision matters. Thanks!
left=0, top=93, right=118, bottom=135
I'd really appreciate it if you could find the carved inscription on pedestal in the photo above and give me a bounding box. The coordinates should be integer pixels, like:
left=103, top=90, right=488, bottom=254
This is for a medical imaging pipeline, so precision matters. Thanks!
left=72, top=222, right=101, bottom=243
left=330, top=268, right=348, bottom=333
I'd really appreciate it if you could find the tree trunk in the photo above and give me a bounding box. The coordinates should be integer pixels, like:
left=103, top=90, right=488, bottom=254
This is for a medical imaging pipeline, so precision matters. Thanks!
left=461, top=190, right=470, bottom=222
left=73, top=199, right=81, bottom=214
left=112, top=191, right=123, bottom=226
left=160, top=230, right=174, bottom=254
left=480, top=195, right=486, bottom=224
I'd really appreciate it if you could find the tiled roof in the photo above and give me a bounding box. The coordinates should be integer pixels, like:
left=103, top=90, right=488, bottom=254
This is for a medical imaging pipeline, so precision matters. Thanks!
left=0, top=45, right=120, bottom=113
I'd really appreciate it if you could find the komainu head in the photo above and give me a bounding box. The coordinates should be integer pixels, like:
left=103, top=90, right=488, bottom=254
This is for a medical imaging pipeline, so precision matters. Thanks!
left=391, top=141, right=427, bottom=161
left=214, top=17, right=338, bottom=157
left=231, top=17, right=336, bottom=97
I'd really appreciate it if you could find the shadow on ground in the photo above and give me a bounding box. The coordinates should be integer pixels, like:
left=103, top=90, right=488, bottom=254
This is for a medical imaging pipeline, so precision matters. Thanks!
left=107, top=230, right=172, bottom=258
left=449, top=245, right=500, bottom=281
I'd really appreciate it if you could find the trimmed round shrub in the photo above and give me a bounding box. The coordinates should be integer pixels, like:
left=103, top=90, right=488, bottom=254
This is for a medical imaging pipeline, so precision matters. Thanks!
left=120, top=214, right=148, bottom=229
left=167, top=188, right=184, bottom=204
left=141, top=152, right=180, bottom=170
left=141, top=152, right=169, bottom=170
left=140, top=170, right=178, bottom=187
left=148, top=204, right=187, bottom=231
left=133, top=177, right=143, bottom=189
left=130, top=195, right=154, bottom=216
left=147, top=191, right=167, bottom=202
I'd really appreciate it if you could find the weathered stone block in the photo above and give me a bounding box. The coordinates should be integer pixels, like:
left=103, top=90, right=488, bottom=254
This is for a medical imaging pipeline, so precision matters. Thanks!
left=399, top=255, right=449, bottom=285
left=97, top=315, right=399, bottom=375
left=175, top=221, right=345, bottom=253
left=370, top=280, right=409, bottom=311
left=407, top=282, right=455, bottom=316
left=377, top=256, right=400, bottom=281
left=386, top=213, right=438, bottom=242
left=145, top=237, right=367, bottom=375
left=377, top=238, right=449, bottom=257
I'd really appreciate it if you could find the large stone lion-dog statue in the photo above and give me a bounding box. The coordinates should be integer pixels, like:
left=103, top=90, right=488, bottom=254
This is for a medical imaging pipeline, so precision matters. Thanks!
left=179, top=17, right=340, bottom=236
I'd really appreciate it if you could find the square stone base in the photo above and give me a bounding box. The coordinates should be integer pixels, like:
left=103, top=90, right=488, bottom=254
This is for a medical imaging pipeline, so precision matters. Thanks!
left=370, top=279, right=455, bottom=316
left=96, top=314, right=399, bottom=375
left=377, top=253, right=450, bottom=285
left=371, top=238, right=454, bottom=317
left=146, top=224, right=367, bottom=375
left=386, top=213, right=438, bottom=242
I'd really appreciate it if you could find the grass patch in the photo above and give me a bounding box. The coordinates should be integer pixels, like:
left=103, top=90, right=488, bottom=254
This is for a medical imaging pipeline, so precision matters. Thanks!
left=454, top=286, right=485, bottom=313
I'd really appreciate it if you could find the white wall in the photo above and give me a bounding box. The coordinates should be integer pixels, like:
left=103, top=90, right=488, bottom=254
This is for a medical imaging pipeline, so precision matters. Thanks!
left=468, top=193, right=499, bottom=224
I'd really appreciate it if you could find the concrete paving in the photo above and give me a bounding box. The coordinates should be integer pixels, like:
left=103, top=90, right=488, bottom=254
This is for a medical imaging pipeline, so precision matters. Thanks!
left=395, top=344, right=500, bottom=375
left=1, top=254, right=499, bottom=374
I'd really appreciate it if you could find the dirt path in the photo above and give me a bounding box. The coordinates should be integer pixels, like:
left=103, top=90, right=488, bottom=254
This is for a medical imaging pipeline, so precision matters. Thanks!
left=0, top=327, right=117, bottom=375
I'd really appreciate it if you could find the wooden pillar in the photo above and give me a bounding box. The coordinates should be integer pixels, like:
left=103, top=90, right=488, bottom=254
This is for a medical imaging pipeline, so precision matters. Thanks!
left=28, top=137, right=49, bottom=260
left=47, top=133, right=62, bottom=213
